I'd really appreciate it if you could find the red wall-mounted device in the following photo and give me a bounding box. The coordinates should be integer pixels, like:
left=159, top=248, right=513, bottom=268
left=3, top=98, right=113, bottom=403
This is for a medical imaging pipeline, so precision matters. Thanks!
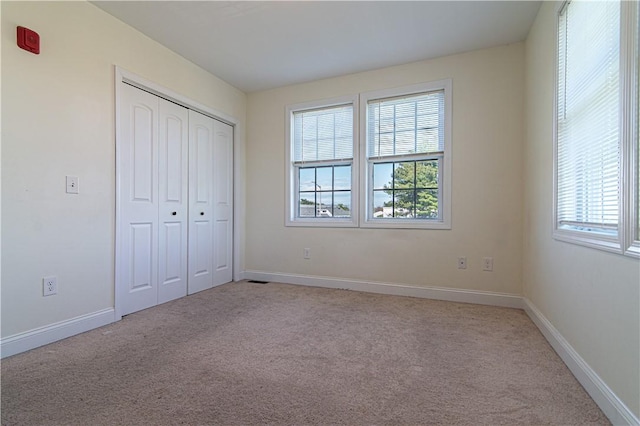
left=17, top=26, right=40, bottom=54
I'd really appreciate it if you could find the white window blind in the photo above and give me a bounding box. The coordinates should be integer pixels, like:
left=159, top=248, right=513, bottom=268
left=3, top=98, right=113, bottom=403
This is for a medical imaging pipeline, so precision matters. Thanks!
left=557, top=0, right=620, bottom=235
left=293, top=105, right=353, bottom=163
left=368, top=91, right=444, bottom=158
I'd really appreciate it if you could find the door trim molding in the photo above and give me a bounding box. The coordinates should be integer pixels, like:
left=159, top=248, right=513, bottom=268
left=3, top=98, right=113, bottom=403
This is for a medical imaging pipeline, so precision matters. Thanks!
left=115, top=66, right=242, bottom=320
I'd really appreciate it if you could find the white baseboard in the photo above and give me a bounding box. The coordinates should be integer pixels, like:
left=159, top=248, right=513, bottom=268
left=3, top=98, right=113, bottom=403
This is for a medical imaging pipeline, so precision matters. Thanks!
left=523, top=299, right=639, bottom=426
left=242, top=270, right=524, bottom=309
left=1, top=308, right=116, bottom=359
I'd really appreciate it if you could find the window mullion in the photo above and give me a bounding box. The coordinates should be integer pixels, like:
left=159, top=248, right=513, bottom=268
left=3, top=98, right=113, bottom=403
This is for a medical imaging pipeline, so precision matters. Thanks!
left=414, top=102, right=418, bottom=154
left=392, top=162, right=396, bottom=217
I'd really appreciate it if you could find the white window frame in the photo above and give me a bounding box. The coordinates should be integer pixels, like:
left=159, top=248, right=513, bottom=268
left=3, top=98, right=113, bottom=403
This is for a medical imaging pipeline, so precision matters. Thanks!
left=359, top=80, right=452, bottom=229
left=285, top=95, right=359, bottom=227
left=623, top=0, right=640, bottom=257
left=553, top=0, right=640, bottom=258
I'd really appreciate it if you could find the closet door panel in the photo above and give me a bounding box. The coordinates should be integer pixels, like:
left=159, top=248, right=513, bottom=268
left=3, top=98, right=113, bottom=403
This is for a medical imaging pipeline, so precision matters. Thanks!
left=188, top=110, right=214, bottom=294
left=158, top=99, right=189, bottom=304
left=119, top=84, right=159, bottom=315
left=213, top=121, right=234, bottom=285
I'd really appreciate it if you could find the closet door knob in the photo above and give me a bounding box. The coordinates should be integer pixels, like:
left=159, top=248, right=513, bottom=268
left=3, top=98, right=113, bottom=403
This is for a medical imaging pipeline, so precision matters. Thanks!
left=200, top=212, right=204, bottom=216
left=172, top=211, right=177, bottom=216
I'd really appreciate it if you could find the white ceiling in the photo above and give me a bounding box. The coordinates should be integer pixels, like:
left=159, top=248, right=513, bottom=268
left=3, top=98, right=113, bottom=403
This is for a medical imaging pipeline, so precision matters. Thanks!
left=92, top=1, right=541, bottom=93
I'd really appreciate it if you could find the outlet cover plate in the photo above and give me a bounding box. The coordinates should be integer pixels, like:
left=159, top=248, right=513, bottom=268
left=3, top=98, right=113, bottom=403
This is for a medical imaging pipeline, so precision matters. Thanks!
left=66, top=176, right=79, bottom=194
left=483, top=257, right=494, bottom=272
left=457, top=257, right=467, bottom=269
left=43, top=276, right=57, bottom=296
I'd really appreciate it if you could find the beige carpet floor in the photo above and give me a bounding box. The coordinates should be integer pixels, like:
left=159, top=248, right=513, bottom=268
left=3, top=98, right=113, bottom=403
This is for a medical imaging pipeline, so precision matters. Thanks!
left=1, top=281, right=608, bottom=425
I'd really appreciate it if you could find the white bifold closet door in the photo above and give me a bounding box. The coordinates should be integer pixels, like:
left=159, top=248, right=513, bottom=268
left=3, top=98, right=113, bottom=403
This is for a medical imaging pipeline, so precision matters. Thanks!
left=188, top=110, right=233, bottom=293
left=119, top=84, right=189, bottom=315
left=118, top=84, right=233, bottom=316
left=211, top=117, right=233, bottom=286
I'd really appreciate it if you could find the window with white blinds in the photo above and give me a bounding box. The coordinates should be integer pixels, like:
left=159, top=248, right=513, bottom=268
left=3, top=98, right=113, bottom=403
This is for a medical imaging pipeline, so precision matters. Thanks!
left=555, top=0, right=640, bottom=256
left=293, top=105, right=353, bottom=163
left=367, top=91, right=444, bottom=158
left=286, top=96, right=358, bottom=227
left=361, top=80, right=452, bottom=229
left=556, top=0, right=620, bottom=236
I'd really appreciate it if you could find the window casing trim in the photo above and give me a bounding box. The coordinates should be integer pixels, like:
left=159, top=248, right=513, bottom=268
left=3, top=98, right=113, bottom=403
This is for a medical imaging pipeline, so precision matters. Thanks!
left=359, top=80, right=452, bottom=229
left=621, top=0, right=640, bottom=257
left=285, top=94, right=359, bottom=227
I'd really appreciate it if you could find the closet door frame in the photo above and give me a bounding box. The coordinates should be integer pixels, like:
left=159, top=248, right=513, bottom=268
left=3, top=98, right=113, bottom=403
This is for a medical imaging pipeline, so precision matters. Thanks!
left=115, top=67, right=242, bottom=320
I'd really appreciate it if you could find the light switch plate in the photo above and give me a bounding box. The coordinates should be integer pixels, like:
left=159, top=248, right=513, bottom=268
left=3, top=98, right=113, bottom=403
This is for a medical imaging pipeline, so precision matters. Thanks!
left=66, top=176, right=79, bottom=194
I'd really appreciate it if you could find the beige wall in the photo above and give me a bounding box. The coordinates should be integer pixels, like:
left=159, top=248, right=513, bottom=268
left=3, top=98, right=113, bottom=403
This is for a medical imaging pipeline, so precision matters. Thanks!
left=523, top=1, right=640, bottom=417
left=246, top=43, right=525, bottom=295
left=1, top=1, right=246, bottom=337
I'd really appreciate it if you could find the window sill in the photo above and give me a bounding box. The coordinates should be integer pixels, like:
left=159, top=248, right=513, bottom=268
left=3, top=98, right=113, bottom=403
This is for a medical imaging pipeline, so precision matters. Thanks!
left=285, top=218, right=358, bottom=228
left=624, top=242, right=640, bottom=259
left=361, top=218, right=451, bottom=230
left=553, top=229, right=622, bottom=254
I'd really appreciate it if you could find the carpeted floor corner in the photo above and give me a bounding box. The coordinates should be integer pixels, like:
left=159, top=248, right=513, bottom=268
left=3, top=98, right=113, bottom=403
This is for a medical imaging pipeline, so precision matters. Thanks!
left=1, top=281, right=609, bottom=425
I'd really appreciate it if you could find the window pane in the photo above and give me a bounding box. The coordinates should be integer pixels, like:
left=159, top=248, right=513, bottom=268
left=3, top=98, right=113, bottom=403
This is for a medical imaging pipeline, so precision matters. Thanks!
left=299, top=168, right=316, bottom=191
left=316, top=167, right=333, bottom=190
left=334, top=165, right=351, bottom=190
left=373, top=191, right=392, bottom=218
left=394, top=190, right=415, bottom=217
left=395, top=131, right=415, bottom=155
left=416, top=189, right=439, bottom=218
left=317, top=201, right=332, bottom=217
left=416, top=160, right=439, bottom=188
left=379, top=133, right=394, bottom=157
left=299, top=192, right=316, bottom=217
left=316, top=191, right=329, bottom=210
left=334, top=191, right=351, bottom=217
left=416, top=127, right=440, bottom=153
left=373, top=163, right=393, bottom=190
left=394, top=162, right=415, bottom=189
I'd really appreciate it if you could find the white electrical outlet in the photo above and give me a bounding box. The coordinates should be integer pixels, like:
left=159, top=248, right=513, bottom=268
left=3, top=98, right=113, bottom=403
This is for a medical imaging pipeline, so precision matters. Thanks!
left=457, top=257, right=467, bottom=269
left=43, top=276, right=57, bottom=296
left=66, top=176, right=79, bottom=194
left=303, top=248, right=311, bottom=259
left=483, top=257, right=494, bottom=272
